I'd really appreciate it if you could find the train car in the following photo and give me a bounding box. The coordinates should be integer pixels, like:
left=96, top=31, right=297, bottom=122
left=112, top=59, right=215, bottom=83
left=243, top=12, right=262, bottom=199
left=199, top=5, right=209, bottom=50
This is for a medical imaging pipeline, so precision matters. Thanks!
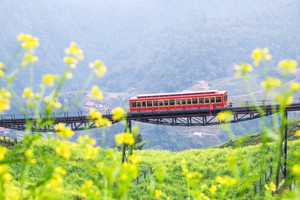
left=129, top=90, right=228, bottom=112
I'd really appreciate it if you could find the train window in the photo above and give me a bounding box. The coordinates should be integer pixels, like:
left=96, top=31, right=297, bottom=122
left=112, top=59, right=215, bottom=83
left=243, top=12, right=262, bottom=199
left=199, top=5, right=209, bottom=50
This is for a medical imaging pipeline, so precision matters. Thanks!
left=142, top=101, right=146, bottom=107
left=182, top=99, right=186, bottom=105
left=199, top=98, right=204, bottom=103
left=216, top=97, right=221, bottom=102
left=187, top=99, right=192, bottom=104
left=176, top=99, right=181, bottom=105
left=224, top=95, right=228, bottom=101
left=192, top=98, right=198, bottom=104
left=153, top=101, right=158, bottom=106
left=164, top=100, right=169, bottom=106
left=205, top=98, right=209, bottom=103
left=131, top=102, right=136, bottom=107
left=147, top=101, right=153, bottom=106
left=170, top=100, right=175, bottom=105
left=137, top=102, right=141, bottom=107
left=210, top=97, right=215, bottom=103
left=159, top=100, right=164, bottom=106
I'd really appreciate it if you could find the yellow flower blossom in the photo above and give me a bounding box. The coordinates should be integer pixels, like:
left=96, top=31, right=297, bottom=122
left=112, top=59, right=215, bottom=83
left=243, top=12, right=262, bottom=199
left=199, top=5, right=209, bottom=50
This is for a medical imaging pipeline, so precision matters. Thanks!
left=21, top=53, right=38, bottom=67
left=234, top=63, right=253, bottom=77
left=55, top=166, right=67, bottom=176
left=90, top=85, right=103, bottom=100
left=89, top=60, right=107, bottom=77
left=290, top=82, right=299, bottom=92
left=65, top=42, right=83, bottom=60
left=216, top=175, right=237, bottom=187
left=217, top=110, right=232, bottom=122
left=277, top=94, right=293, bottom=106
left=279, top=59, right=297, bottom=75
left=292, top=164, right=300, bottom=175
left=155, top=189, right=163, bottom=198
left=129, top=154, right=142, bottom=164
left=0, top=62, right=5, bottom=77
left=56, top=141, right=71, bottom=159
left=63, top=56, right=78, bottom=65
left=209, top=184, right=217, bottom=194
left=115, top=132, right=135, bottom=145
left=77, top=135, right=96, bottom=146
left=84, top=146, right=100, bottom=160
left=54, top=123, right=74, bottom=138
left=0, top=146, right=8, bottom=161
left=0, top=88, right=11, bottom=113
left=22, top=88, right=34, bottom=99
left=17, top=33, right=39, bottom=50
left=65, top=72, right=72, bottom=79
left=42, top=74, right=55, bottom=87
left=261, top=77, right=281, bottom=90
left=112, top=107, right=126, bottom=121
left=295, top=130, right=300, bottom=137
left=252, top=48, right=272, bottom=66
left=25, top=149, right=34, bottom=158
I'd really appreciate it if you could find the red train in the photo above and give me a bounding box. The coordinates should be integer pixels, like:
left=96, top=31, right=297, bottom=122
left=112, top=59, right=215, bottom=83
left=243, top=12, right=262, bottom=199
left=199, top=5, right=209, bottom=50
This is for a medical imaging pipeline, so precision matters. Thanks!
left=129, top=90, right=228, bottom=112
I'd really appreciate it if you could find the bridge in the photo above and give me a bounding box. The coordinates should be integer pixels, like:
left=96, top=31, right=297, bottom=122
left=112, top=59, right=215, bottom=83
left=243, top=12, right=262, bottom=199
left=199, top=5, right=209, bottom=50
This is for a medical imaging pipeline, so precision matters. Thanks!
left=0, top=101, right=299, bottom=131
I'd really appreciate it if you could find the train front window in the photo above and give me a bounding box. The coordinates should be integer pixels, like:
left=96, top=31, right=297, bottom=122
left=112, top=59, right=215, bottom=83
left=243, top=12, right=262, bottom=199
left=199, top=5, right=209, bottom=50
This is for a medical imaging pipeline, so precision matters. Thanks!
left=142, top=101, right=146, bottom=107
left=164, top=100, right=169, bottom=106
left=216, top=97, right=221, bottom=103
left=187, top=99, right=191, bottom=104
left=224, top=95, right=228, bottom=101
left=153, top=101, right=158, bottom=106
left=131, top=102, right=136, bottom=107
left=192, top=98, right=198, bottom=104
left=210, top=97, right=215, bottom=103
left=170, top=100, right=175, bottom=105
left=147, top=101, right=153, bottom=107
left=205, top=98, right=209, bottom=103
left=137, top=102, right=141, bottom=107
left=182, top=99, right=186, bottom=105
left=159, top=100, right=164, bottom=106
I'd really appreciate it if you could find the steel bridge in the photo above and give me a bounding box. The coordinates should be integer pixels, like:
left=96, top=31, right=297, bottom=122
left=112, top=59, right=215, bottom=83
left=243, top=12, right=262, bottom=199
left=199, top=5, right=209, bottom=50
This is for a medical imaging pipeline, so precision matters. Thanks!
left=0, top=102, right=300, bottom=132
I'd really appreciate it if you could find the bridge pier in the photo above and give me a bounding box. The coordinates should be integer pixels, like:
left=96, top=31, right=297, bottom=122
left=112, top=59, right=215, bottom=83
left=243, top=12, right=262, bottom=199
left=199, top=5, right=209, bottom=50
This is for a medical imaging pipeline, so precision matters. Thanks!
left=276, top=111, right=288, bottom=191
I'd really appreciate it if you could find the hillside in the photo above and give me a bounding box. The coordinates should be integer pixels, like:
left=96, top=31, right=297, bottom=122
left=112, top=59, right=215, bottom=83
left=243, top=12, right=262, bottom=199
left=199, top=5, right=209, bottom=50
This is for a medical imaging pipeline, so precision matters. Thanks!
left=4, top=137, right=300, bottom=199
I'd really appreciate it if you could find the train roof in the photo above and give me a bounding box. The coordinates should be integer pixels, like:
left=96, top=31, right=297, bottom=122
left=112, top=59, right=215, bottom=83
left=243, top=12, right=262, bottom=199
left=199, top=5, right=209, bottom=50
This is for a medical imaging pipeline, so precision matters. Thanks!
left=130, top=90, right=227, bottom=99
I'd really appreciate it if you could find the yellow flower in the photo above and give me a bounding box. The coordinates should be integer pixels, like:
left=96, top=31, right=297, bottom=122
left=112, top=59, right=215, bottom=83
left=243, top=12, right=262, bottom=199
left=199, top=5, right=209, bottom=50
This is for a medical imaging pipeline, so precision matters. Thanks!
left=65, top=72, right=72, bottom=79
left=56, top=141, right=71, bottom=159
left=84, top=146, right=100, bottom=160
left=90, top=85, right=103, bottom=100
left=77, top=135, right=96, bottom=146
left=279, top=59, right=297, bottom=75
left=277, top=95, right=293, bottom=106
left=22, top=88, right=34, bottom=99
left=0, top=88, right=11, bottom=113
left=17, top=33, right=39, bottom=50
left=209, top=184, right=217, bottom=194
left=42, top=74, right=55, bottom=87
left=112, top=107, right=126, bottom=121
left=90, top=60, right=107, bottom=77
left=290, top=82, right=299, bottom=92
left=292, top=164, right=300, bottom=175
left=129, top=154, right=142, bottom=164
left=261, top=77, right=281, bottom=90
left=0, top=146, right=8, bottom=161
left=115, top=132, right=135, bottom=145
left=21, top=53, right=38, bottom=67
left=63, top=56, right=77, bottom=65
left=65, top=42, right=83, bottom=60
left=295, top=130, right=300, bottom=137
left=252, top=48, right=272, bottom=66
left=55, top=166, right=67, bottom=176
left=25, top=149, right=34, bottom=158
left=155, top=189, right=163, bottom=198
left=216, top=175, right=237, bottom=187
left=234, top=63, right=253, bottom=77
left=217, top=110, right=232, bottom=122
left=54, top=123, right=74, bottom=138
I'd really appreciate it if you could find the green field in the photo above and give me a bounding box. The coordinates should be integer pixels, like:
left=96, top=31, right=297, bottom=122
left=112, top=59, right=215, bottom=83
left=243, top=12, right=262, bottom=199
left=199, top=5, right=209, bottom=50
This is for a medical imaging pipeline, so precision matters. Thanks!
left=4, top=136, right=300, bottom=200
